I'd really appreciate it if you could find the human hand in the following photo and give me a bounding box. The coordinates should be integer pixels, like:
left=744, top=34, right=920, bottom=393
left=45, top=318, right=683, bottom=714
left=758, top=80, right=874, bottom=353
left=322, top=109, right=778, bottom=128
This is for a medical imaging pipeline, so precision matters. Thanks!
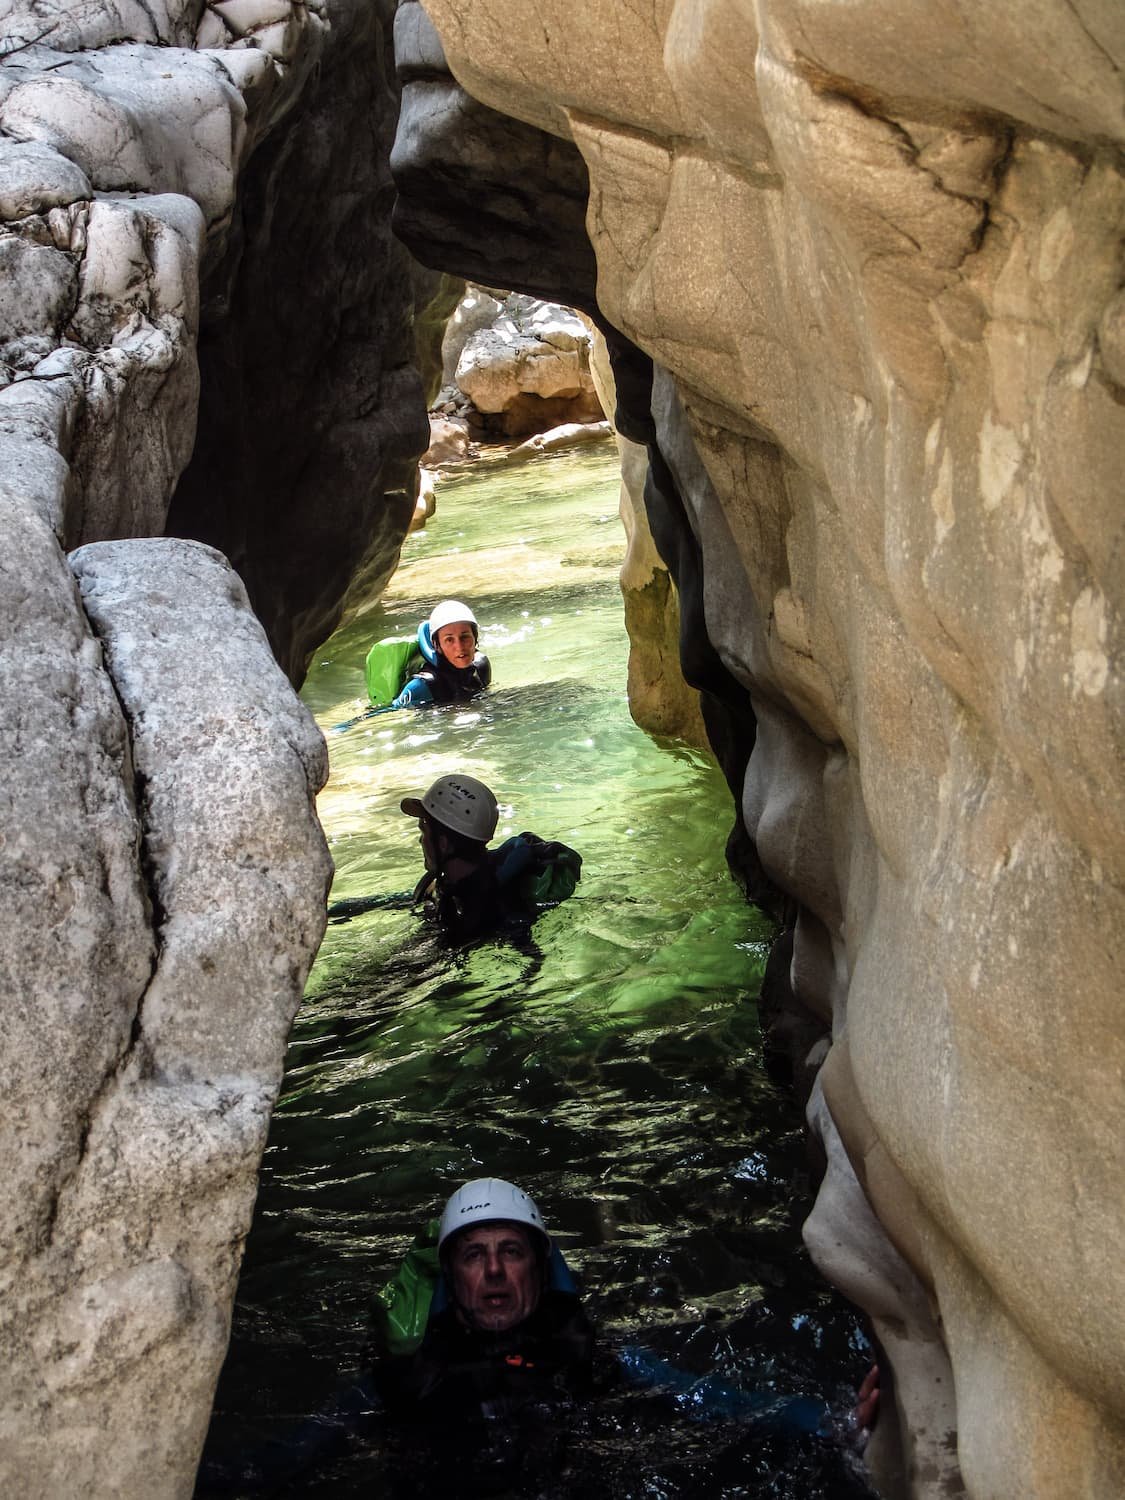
left=853, top=1363, right=880, bottom=1434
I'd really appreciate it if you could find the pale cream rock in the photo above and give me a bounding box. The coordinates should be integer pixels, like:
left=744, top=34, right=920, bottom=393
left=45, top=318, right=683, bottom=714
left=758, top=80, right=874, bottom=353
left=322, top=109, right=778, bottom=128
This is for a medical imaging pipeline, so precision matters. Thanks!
left=454, top=299, right=596, bottom=411
left=423, top=2, right=1125, bottom=1494
left=589, top=328, right=707, bottom=746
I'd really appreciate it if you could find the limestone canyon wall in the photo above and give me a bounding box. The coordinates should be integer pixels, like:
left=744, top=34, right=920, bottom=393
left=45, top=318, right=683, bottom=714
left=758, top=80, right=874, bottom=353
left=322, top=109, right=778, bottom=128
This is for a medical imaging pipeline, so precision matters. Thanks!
left=0, top=0, right=418, bottom=1491
left=419, top=4, right=1125, bottom=1497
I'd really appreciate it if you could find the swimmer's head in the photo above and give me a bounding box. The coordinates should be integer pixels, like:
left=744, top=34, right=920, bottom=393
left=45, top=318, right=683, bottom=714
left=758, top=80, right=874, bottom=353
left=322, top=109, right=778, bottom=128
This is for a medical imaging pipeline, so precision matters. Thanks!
left=400, top=773, right=499, bottom=844
left=429, top=600, right=478, bottom=669
left=437, top=1178, right=549, bottom=1333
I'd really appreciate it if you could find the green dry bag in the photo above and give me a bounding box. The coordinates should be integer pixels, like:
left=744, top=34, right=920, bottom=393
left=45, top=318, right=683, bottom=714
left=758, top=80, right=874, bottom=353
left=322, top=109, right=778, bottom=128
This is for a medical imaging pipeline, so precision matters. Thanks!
left=522, top=841, right=582, bottom=904
left=364, top=637, right=420, bottom=707
left=370, top=1219, right=441, bottom=1357
left=495, top=833, right=583, bottom=907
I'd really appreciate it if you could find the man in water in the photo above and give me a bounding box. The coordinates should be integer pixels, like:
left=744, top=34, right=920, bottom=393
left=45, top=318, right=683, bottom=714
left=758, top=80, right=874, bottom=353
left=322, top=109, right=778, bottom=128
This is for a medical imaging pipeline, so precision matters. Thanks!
left=196, top=1180, right=879, bottom=1495
left=374, top=1178, right=595, bottom=1424
left=400, top=774, right=581, bottom=942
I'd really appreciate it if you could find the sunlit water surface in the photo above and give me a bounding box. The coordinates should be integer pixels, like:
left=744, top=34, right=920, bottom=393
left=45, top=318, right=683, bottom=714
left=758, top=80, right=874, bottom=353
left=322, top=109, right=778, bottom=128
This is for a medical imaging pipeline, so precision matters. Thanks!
left=199, top=443, right=872, bottom=1498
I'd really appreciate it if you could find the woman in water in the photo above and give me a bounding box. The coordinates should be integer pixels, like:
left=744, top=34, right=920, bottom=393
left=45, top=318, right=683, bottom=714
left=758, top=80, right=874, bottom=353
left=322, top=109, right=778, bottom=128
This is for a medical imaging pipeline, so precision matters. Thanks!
left=384, top=599, right=491, bottom=710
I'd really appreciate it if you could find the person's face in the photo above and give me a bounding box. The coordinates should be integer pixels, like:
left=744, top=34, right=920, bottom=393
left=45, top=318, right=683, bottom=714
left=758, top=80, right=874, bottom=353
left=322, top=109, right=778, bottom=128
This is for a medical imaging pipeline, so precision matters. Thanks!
left=449, top=1223, right=541, bottom=1333
left=436, top=621, right=476, bottom=669
left=418, top=814, right=442, bottom=872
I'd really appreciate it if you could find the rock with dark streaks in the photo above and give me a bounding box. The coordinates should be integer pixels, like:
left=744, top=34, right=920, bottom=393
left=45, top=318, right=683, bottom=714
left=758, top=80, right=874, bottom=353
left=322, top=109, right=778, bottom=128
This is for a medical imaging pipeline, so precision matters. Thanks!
left=420, top=2, right=1125, bottom=1494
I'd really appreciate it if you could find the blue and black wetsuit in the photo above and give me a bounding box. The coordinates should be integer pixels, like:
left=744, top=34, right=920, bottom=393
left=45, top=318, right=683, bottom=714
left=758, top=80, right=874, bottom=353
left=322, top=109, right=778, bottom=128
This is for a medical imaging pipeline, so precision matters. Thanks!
left=391, top=621, right=491, bottom=709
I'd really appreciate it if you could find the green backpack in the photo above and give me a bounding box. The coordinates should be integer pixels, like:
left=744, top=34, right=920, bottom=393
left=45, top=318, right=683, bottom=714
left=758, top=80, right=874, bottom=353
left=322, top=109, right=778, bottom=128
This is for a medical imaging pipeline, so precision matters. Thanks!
left=364, top=637, right=421, bottom=707
left=495, top=833, right=583, bottom=907
left=370, top=1219, right=441, bottom=1357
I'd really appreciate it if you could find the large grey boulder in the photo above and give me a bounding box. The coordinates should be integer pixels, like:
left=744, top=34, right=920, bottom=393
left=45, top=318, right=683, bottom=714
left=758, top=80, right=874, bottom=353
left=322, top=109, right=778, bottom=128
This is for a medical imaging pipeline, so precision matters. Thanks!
left=451, top=294, right=603, bottom=437
left=0, top=532, right=331, bottom=1497
left=422, top=2, right=1125, bottom=1494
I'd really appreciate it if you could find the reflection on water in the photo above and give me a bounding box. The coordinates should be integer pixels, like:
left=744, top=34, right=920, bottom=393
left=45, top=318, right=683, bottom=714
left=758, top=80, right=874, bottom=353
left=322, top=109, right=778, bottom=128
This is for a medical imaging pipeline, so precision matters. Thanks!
left=198, top=445, right=872, bottom=1497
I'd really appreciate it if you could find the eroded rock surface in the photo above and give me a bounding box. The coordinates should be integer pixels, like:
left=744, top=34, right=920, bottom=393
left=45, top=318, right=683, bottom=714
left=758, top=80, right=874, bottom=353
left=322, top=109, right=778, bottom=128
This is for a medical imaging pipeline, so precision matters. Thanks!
left=0, top=1, right=413, bottom=1491
left=421, top=3, right=1125, bottom=1494
left=451, top=294, right=603, bottom=437
left=0, top=534, right=331, bottom=1497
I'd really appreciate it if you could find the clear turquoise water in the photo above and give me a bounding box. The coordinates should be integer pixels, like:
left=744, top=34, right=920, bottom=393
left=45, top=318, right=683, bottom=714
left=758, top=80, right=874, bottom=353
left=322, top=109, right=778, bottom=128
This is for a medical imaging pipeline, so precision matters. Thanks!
left=199, top=443, right=871, bottom=1498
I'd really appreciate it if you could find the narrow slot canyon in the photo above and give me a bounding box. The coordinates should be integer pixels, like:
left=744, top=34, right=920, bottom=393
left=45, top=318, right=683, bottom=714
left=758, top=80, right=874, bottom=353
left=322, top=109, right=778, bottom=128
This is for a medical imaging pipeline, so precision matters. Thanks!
left=0, top=3, right=1122, bottom=1499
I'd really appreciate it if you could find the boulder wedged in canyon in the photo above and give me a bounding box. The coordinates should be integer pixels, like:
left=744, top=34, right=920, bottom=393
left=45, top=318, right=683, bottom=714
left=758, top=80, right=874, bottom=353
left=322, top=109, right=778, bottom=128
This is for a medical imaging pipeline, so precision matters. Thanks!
left=451, top=294, right=603, bottom=437
left=421, top=2, right=1125, bottom=1494
left=0, top=533, right=331, bottom=1497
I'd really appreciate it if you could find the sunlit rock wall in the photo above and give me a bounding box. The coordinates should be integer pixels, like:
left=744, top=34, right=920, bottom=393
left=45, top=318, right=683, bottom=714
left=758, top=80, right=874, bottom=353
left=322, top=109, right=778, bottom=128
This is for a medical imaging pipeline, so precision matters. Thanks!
left=588, top=329, right=707, bottom=748
left=393, top=0, right=710, bottom=748
left=420, top=3, right=1125, bottom=1496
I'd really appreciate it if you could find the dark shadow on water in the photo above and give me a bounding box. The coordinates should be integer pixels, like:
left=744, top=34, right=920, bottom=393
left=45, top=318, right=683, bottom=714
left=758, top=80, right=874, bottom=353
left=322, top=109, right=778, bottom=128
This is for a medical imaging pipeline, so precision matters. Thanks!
left=198, top=1300, right=878, bottom=1499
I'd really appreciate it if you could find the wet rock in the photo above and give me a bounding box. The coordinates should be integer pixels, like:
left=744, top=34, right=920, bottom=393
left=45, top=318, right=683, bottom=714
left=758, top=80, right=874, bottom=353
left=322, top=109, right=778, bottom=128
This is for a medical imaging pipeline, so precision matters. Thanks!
left=587, top=331, right=707, bottom=748
left=421, top=3, right=1125, bottom=1494
left=501, top=420, right=612, bottom=460
left=422, top=413, right=472, bottom=467
left=411, top=466, right=437, bottom=531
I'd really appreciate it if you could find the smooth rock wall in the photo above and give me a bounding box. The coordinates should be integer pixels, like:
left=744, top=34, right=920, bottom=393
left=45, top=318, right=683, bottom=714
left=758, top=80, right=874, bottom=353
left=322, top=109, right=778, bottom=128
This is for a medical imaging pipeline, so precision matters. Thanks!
left=588, top=329, right=708, bottom=748
left=0, top=534, right=331, bottom=1497
left=167, top=0, right=436, bottom=684
left=392, top=0, right=709, bottom=746
left=421, top=3, right=1125, bottom=1496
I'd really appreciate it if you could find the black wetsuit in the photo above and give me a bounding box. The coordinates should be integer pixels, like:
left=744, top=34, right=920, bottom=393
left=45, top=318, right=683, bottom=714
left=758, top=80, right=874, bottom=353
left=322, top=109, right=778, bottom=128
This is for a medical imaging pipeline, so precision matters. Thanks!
left=404, top=651, right=491, bottom=707
left=375, top=1290, right=595, bottom=1421
left=417, top=835, right=580, bottom=943
left=374, top=1291, right=594, bottom=1495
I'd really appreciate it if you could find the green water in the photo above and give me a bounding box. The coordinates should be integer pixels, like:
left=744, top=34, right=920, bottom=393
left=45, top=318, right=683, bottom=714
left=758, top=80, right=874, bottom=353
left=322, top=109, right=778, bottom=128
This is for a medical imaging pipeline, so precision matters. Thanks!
left=200, top=443, right=871, bottom=1498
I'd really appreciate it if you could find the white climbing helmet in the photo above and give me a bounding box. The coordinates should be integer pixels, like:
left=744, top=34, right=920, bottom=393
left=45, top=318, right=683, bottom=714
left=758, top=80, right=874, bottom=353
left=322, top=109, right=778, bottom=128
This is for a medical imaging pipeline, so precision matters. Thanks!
left=438, top=1177, right=548, bottom=1253
left=400, top=773, right=499, bottom=842
left=429, top=599, right=478, bottom=640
